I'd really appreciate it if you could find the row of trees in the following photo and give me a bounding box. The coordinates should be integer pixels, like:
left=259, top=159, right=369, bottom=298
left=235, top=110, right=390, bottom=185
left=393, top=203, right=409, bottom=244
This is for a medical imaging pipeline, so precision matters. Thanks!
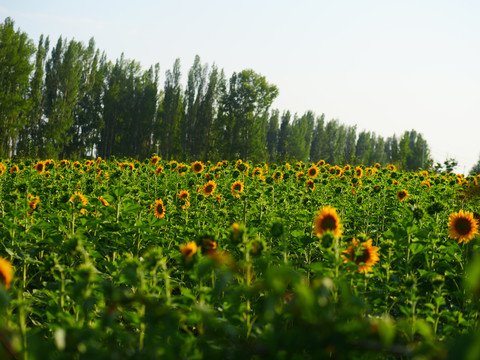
left=1, top=17, right=432, bottom=169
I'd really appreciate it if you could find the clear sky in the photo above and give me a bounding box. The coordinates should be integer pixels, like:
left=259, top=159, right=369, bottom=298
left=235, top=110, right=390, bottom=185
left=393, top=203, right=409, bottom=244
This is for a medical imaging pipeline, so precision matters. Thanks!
left=2, top=0, right=480, bottom=173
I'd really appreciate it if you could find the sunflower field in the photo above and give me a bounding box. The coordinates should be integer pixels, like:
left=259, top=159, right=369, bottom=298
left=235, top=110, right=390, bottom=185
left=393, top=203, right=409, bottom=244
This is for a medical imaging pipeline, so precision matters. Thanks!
left=1, top=158, right=480, bottom=359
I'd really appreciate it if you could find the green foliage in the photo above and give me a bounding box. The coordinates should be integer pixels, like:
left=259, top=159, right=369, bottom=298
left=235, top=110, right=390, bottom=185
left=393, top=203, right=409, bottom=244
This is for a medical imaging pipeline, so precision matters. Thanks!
left=0, top=157, right=479, bottom=358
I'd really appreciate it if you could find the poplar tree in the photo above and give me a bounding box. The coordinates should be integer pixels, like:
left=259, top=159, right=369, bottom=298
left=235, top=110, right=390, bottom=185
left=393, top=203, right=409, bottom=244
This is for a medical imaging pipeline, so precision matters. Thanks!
left=0, top=17, right=35, bottom=157
left=42, top=37, right=83, bottom=158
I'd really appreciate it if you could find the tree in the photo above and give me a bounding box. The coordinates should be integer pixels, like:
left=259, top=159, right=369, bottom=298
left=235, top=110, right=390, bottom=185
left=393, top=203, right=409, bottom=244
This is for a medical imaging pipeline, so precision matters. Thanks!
left=17, top=34, right=49, bottom=157
left=470, top=155, right=480, bottom=175
left=276, top=111, right=291, bottom=160
left=309, top=114, right=326, bottom=163
left=343, top=125, right=357, bottom=164
left=156, top=58, right=183, bottom=159
left=65, top=39, right=108, bottom=158
left=266, top=109, right=279, bottom=162
left=217, top=69, right=278, bottom=161
left=42, top=37, right=83, bottom=158
left=0, top=17, right=35, bottom=157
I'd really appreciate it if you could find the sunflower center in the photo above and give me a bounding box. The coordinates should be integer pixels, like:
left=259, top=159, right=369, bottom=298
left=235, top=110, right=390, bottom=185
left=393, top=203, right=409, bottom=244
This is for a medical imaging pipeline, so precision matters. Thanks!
left=321, top=215, right=337, bottom=230
left=356, top=248, right=370, bottom=264
left=455, top=218, right=472, bottom=235
left=205, top=185, right=214, bottom=193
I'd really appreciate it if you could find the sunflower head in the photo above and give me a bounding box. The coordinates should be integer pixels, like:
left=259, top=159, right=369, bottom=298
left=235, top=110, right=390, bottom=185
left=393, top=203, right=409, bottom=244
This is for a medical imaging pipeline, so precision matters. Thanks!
left=150, top=156, right=160, bottom=165
left=397, top=190, right=409, bottom=201
left=420, top=181, right=431, bottom=190
left=34, top=161, right=45, bottom=174
left=306, top=179, right=315, bottom=191
left=231, top=181, right=244, bottom=197
left=153, top=199, right=166, bottom=219
left=203, top=181, right=217, bottom=196
left=99, top=196, right=110, bottom=207
left=70, top=191, right=88, bottom=206
left=178, top=190, right=190, bottom=200
left=191, top=161, right=204, bottom=174
left=448, top=209, right=479, bottom=244
left=314, top=206, right=342, bottom=238
left=179, top=241, right=198, bottom=262
left=9, top=165, right=19, bottom=173
left=317, top=160, right=326, bottom=167
left=0, top=257, right=13, bottom=289
left=342, top=239, right=380, bottom=273
left=307, top=166, right=319, bottom=178
left=355, top=166, right=363, bottom=178
left=28, top=194, right=40, bottom=212
left=200, top=236, right=217, bottom=254
left=155, top=165, right=164, bottom=175
left=253, top=167, right=263, bottom=177
left=273, top=171, right=283, bottom=180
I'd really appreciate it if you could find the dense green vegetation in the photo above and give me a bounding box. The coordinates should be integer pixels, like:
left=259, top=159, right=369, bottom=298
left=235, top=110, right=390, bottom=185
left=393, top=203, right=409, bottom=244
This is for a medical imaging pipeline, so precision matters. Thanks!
left=0, top=157, right=480, bottom=359
left=1, top=17, right=431, bottom=170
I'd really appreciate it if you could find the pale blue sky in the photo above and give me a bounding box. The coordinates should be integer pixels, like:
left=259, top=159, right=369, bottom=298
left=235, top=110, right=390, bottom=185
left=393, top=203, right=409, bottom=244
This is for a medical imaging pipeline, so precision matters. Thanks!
left=2, top=0, right=480, bottom=172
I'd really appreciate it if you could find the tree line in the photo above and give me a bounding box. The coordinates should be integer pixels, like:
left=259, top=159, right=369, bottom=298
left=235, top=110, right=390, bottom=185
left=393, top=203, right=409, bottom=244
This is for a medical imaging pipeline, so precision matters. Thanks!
left=0, top=17, right=432, bottom=169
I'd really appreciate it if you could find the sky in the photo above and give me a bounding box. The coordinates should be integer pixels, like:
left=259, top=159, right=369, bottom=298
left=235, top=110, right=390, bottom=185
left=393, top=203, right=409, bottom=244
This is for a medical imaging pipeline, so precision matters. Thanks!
left=2, top=0, right=480, bottom=173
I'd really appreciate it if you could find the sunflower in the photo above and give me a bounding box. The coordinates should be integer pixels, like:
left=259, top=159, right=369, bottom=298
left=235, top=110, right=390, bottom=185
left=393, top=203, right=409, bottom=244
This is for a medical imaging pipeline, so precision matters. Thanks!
left=0, top=257, right=13, bottom=289
left=307, top=165, right=319, bottom=178
left=216, top=194, right=222, bottom=203
left=191, top=161, right=204, bottom=174
left=169, top=160, right=178, bottom=170
left=448, top=209, right=479, bottom=244
left=420, top=181, right=431, bottom=190
left=317, top=160, right=326, bottom=167
left=34, top=161, right=45, bottom=174
left=306, top=179, right=315, bottom=191
left=253, top=167, right=263, bottom=177
left=202, top=181, right=217, bottom=196
left=273, top=171, right=283, bottom=180
left=155, top=165, right=164, bottom=175
left=99, top=196, right=110, bottom=207
left=397, top=190, right=408, bottom=202
left=180, top=241, right=198, bottom=262
left=201, top=237, right=217, bottom=254
left=9, top=165, right=19, bottom=173
left=314, top=206, right=342, bottom=238
left=342, top=239, right=380, bottom=273
left=70, top=191, right=88, bottom=206
left=334, top=166, right=343, bottom=177
left=178, top=190, right=190, bottom=200
left=150, top=156, right=160, bottom=165
left=296, top=171, right=305, bottom=181
left=151, top=199, right=165, bottom=219
left=344, top=164, right=351, bottom=171
left=387, top=164, right=396, bottom=171
left=355, top=166, right=363, bottom=178
left=177, top=163, right=188, bottom=175
left=231, top=181, right=244, bottom=197
left=28, top=194, right=40, bottom=212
